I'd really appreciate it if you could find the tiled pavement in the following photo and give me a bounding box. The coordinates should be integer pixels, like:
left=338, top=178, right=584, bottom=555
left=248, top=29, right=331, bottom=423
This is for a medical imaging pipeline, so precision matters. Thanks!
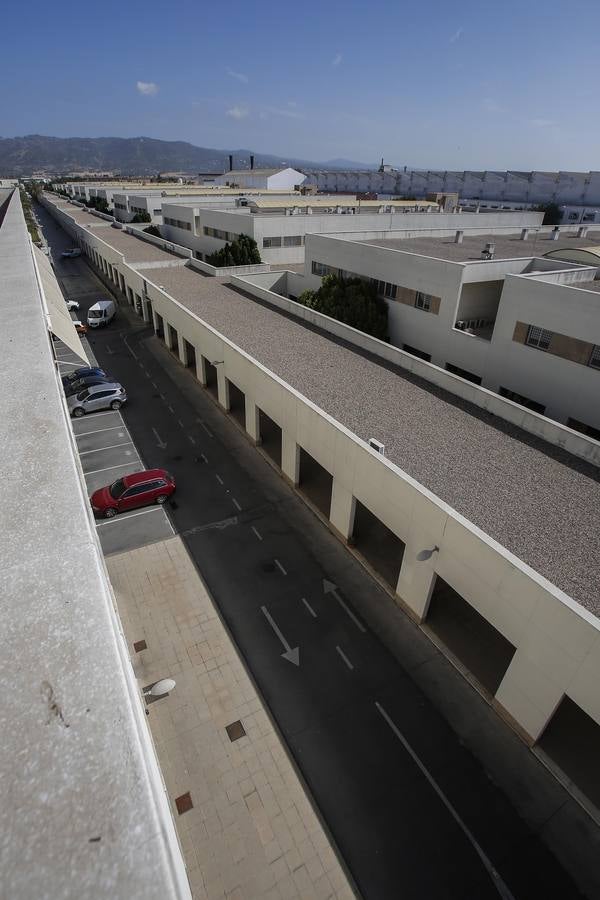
left=107, top=537, right=355, bottom=900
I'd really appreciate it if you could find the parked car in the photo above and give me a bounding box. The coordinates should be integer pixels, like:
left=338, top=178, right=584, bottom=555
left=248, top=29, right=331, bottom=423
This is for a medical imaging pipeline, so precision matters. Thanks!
left=62, top=248, right=81, bottom=258
left=65, top=299, right=79, bottom=311
left=67, top=382, right=127, bottom=417
left=87, top=298, right=116, bottom=328
left=64, top=374, right=114, bottom=396
left=62, top=366, right=108, bottom=388
left=90, top=469, right=176, bottom=518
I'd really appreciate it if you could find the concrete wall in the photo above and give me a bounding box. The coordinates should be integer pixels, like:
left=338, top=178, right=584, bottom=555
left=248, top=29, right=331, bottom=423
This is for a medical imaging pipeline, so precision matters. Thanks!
left=41, top=194, right=600, bottom=751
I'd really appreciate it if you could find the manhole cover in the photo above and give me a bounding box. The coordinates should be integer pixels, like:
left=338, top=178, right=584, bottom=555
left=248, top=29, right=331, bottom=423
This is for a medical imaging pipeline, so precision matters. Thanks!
left=226, top=720, right=246, bottom=742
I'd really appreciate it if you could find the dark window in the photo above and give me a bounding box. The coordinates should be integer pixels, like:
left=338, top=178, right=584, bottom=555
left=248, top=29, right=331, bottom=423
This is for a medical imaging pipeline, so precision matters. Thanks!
left=403, top=344, right=431, bottom=362
left=567, top=417, right=600, bottom=441
left=445, top=362, right=482, bottom=385
left=526, top=325, right=553, bottom=350
left=499, top=386, right=546, bottom=414
left=109, top=479, right=127, bottom=499
left=263, top=236, right=282, bottom=248
left=588, top=345, right=600, bottom=370
left=415, top=292, right=432, bottom=311
left=123, top=483, right=152, bottom=498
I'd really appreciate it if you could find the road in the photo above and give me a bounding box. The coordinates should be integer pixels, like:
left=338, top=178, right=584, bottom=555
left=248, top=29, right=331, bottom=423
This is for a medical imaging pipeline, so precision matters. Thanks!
left=38, top=203, right=583, bottom=900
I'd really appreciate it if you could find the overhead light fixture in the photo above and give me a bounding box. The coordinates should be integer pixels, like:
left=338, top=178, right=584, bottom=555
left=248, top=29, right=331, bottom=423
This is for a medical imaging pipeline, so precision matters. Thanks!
left=143, top=678, right=176, bottom=698
left=416, top=546, right=439, bottom=562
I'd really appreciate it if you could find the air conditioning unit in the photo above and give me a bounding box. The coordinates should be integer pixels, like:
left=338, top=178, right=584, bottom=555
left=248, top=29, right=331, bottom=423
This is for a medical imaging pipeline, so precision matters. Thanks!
left=368, top=438, right=385, bottom=455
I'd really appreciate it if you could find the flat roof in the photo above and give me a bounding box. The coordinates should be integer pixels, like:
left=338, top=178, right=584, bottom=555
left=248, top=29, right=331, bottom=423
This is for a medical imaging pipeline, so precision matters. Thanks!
left=363, top=230, right=600, bottom=262
left=136, top=262, right=600, bottom=617
left=250, top=198, right=439, bottom=210
left=91, top=227, right=184, bottom=263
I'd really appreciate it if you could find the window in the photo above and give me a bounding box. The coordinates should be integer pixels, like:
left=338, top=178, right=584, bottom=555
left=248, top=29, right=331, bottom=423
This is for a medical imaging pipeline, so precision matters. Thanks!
left=109, top=479, right=127, bottom=500
left=283, top=235, right=303, bottom=247
left=415, top=292, right=432, bottom=311
left=403, top=344, right=431, bottom=362
left=123, top=483, right=151, bottom=498
left=567, top=417, right=600, bottom=441
left=203, top=226, right=238, bottom=241
left=312, top=261, right=335, bottom=277
left=583, top=213, right=595, bottom=222
left=445, top=362, right=482, bottom=385
left=375, top=280, right=397, bottom=300
left=526, top=325, right=553, bottom=350
left=499, top=386, right=546, bottom=414
left=263, top=236, right=282, bottom=248
left=589, top=345, right=600, bottom=369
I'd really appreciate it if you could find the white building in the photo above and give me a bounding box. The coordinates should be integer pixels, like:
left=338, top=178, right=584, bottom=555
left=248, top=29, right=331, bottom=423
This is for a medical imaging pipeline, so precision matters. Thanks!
left=257, top=224, right=600, bottom=436
left=216, top=166, right=306, bottom=191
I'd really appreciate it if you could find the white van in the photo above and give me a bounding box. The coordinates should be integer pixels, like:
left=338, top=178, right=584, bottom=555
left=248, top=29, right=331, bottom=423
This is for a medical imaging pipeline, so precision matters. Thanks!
left=87, top=299, right=116, bottom=328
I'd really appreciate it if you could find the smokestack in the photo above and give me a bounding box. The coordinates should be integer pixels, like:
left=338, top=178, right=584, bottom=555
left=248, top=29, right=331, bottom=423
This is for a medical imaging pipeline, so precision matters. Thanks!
left=229, top=154, right=233, bottom=172
left=551, top=226, right=560, bottom=241
left=520, top=228, right=529, bottom=240
left=577, top=225, right=588, bottom=238
left=250, top=155, right=255, bottom=170
left=454, top=230, right=464, bottom=243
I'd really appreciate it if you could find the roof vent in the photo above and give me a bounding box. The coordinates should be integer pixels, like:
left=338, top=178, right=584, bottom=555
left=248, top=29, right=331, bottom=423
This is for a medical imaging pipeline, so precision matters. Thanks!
left=520, top=228, right=529, bottom=240
left=454, top=230, right=464, bottom=244
left=550, top=227, right=560, bottom=241
left=577, top=225, right=588, bottom=238
left=481, top=242, right=495, bottom=260
left=368, top=438, right=385, bottom=455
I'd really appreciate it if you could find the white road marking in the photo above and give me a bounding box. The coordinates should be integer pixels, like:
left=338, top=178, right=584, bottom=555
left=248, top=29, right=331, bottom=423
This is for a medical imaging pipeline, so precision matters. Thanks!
left=200, top=453, right=208, bottom=463
left=274, top=559, right=287, bottom=576
left=201, top=422, right=213, bottom=438
left=323, top=579, right=366, bottom=633
left=152, top=381, right=158, bottom=389
left=177, top=419, right=184, bottom=428
left=122, top=333, right=138, bottom=360
left=188, top=435, right=196, bottom=445
left=75, top=425, right=125, bottom=437
left=57, top=360, right=85, bottom=368
left=215, top=474, right=224, bottom=485
left=96, top=506, right=166, bottom=526
left=232, top=498, right=242, bottom=511
left=78, top=409, right=124, bottom=420
left=79, top=440, right=133, bottom=455
left=251, top=526, right=263, bottom=541
left=336, top=646, right=354, bottom=670
left=375, top=702, right=515, bottom=900
left=168, top=404, right=175, bottom=413
left=159, top=393, right=166, bottom=400
left=85, top=460, right=140, bottom=476
left=301, top=597, right=317, bottom=618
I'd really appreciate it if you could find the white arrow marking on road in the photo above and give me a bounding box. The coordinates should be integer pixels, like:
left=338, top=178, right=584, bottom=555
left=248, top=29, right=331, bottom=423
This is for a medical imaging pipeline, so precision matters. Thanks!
left=322, top=579, right=366, bottom=633
left=105, top=345, right=114, bottom=355
left=152, top=427, right=167, bottom=449
left=261, top=606, right=300, bottom=666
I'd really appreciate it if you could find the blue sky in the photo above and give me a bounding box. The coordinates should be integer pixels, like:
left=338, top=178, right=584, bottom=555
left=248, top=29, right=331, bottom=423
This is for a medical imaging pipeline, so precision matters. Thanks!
left=1, top=0, right=598, bottom=169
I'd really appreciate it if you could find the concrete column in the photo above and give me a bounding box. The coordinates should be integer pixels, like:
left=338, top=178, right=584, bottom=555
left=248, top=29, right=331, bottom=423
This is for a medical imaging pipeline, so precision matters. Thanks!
left=196, top=355, right=207, bottom=386
left=151, top=306, right=159, bottom=334
left=141, top=296, right=150, bottom=323
left=494, top=652, right=564, bottom=743
left=217, top=368, right=230, bottom=410
left=245, top=397, right=260, bottom=443
left=178, top=334, right=188, bottom=366
left=329, top=480, right=356, bottom=540
left=395, top=542, right=438, bottom=621
left=281, top=432, right=300, bottom=485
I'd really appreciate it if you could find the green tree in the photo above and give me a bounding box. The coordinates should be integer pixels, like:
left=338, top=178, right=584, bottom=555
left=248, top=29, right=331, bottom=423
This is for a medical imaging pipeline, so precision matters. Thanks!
left=131, top=211, right=151, bottom=223
left=297, top=274, right=388, bottom=341
left=206, top=233, right=261, bottom=267
left=535, top=202, right=561, bottom=226
left=143, top=225, right=162, bottom=237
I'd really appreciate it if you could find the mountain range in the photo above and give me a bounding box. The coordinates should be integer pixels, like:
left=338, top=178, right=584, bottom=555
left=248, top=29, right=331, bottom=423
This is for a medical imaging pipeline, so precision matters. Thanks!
left=0, top=135, right=379, bottom=176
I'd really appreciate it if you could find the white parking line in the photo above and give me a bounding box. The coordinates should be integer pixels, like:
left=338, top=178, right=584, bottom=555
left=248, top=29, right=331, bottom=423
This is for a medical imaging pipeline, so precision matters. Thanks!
left=79, top=440, right=134, bottom=455
left=200, top=452, right=208, bottom=463
left=168, top=405, right=175, bottom=414
left=374, top=702, right=514, bottom=899
left=85, top=461, right=140, bottom=476
left=302, top=597, right=317, bottom=618
left=96, top=506, right=166, bottom=526
left=215, top=474, right=224, bottom=485
left=177, top=419, right=184, bottom=428
left=77, top=410, right=124, bottom=420
left=152, top=381, right=158, bottom=389
left=274, top=559, right=287, bottom=576
left=75, top=425, right=126, bottom=437
left=201, top=422, right=213, bottom=438
left=188, top=435, right=196, bottom=445
left=251, top=526, right=263, bottom=541
left=232, top=498, right=242, bottom=511
left=336, top=646, right=354, bottom=670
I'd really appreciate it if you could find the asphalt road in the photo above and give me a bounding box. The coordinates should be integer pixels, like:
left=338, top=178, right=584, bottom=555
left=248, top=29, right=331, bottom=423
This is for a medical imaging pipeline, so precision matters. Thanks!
left=38, top=203, right=584, bottom=900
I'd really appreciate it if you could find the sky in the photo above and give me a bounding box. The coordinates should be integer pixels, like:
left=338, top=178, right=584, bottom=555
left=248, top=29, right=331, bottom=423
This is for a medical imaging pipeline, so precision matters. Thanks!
left=1, top=0, right=599, bottom=170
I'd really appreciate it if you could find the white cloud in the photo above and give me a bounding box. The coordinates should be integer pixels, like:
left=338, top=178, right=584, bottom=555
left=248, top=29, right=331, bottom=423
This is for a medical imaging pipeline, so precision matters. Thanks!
left=136, top=81, right=158, bottom=96
left=449, top=27, right=463, bottom=43
left=227, top=68, right=248, bottom=83
left=264, top=106, right=304, bottom=120
left=226, top=106, right=249, bottom=120
left=332, top=53, right=342, bottom=67
left=530, top=118, right=556, bottom=128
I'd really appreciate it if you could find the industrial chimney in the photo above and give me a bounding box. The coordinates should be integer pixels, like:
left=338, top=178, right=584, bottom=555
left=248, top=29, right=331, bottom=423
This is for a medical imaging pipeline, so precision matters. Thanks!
left=250, top=155, right=255, bottom=170
left=229, top=154, right=233, bottom=172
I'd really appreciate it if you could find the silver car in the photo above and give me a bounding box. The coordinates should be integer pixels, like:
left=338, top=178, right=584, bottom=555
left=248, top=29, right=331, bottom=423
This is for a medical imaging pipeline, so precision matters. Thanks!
left=67, top=382, right=127, bottom=417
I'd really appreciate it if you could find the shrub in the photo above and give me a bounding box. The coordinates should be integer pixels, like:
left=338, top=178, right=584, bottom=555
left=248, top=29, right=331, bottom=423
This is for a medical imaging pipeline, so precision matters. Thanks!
left=296, top=274, right=388, bottom=340
left=206, top=233, right=261, bottom=267
left=131, top=211, right=151, bottom=223
left=143, top=225, right=162, bottom=237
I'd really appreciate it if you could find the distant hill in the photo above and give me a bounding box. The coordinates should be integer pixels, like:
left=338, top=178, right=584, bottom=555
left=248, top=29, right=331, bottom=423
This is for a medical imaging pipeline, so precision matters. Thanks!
left=0, top=135, right=378, bottom=176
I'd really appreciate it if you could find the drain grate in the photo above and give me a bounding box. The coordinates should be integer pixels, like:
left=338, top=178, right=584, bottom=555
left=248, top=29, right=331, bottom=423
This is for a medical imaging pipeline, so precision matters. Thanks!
left=133, top=640, right=147, bottom=652
left=174, top=792, right=193, bottom=815
left=226, top=720, right=246, bottom=742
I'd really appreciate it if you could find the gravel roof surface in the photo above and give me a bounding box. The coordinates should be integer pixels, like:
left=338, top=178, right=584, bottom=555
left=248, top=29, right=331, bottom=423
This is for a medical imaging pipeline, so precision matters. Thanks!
left=92, top=227, right=185, bottom=263
left=365, top=231, right=600, bottom=262
left=145, top=263, right=600, bottom=615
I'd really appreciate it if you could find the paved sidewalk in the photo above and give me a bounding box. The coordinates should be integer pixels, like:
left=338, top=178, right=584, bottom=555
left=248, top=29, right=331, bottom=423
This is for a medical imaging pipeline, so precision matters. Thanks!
left=107, top=537, right=355, bottom=900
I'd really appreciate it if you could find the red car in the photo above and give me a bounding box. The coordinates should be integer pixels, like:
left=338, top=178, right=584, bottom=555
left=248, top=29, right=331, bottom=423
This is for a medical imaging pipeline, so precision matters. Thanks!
left=91, top=469, right=175, bottom=518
